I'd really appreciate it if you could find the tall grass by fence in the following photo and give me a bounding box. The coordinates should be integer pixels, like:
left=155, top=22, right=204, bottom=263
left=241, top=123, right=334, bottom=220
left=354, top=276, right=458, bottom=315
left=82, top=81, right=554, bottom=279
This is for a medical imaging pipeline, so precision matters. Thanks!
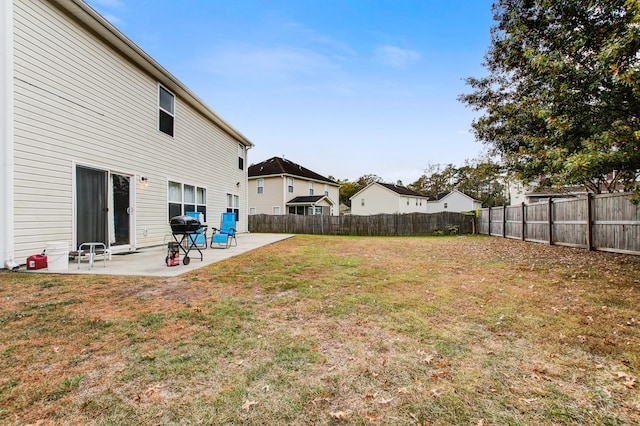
left=248, top=212, right=474, bottom=236
left=478, top=192, right=640, bottom=255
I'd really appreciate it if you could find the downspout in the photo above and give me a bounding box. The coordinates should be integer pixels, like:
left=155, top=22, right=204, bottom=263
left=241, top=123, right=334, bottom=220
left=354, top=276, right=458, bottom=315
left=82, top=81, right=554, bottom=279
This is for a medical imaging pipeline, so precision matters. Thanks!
left=1, top=1, right=18, bottom=270
left=244, top=144, right=251, bottom=231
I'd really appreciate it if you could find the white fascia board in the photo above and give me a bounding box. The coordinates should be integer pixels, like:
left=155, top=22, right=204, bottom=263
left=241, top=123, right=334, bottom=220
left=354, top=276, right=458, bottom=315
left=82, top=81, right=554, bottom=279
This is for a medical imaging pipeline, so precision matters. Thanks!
left=1, top=0, right=15, bottom=267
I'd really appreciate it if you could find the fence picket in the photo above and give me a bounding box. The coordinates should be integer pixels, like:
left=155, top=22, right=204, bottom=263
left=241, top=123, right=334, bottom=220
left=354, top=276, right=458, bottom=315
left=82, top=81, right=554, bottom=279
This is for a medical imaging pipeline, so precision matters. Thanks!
left=477, top=193, right=639, bottom=256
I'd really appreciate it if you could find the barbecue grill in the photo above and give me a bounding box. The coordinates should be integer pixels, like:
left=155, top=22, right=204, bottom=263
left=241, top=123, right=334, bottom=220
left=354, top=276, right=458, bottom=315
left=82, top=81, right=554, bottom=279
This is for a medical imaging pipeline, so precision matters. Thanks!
left=168, top=215, right=207, bottom=265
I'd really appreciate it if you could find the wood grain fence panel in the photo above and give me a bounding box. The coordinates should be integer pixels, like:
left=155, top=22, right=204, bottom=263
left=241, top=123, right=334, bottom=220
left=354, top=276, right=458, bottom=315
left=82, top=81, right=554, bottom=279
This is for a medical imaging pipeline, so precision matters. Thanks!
left=248, top=212, right=473, bottom=237
left=504, top=205, right=523, bottom=239
left=524, top=202, right=549, bottom=243
left=476, top=193, right=639, bottom=256
left=552, top=198, right=587, bottom=247
left=489, top=207, right=504, bottom=236
left=592, top=193, right=640, bottom=253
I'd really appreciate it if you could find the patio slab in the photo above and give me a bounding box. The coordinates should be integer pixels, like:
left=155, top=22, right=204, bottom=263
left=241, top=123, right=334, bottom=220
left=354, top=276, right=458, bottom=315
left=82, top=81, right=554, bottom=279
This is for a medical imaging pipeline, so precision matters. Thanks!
left=27, top=233, right=294, bottom=277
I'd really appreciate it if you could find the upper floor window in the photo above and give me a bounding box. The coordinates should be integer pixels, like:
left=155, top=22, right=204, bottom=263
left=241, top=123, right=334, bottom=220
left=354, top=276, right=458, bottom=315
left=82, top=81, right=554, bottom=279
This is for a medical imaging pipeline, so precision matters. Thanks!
left=309, top=181, right=314, bottom=196
left=444, top=202, right=448, bottom=209
left=288, top=177, right=294, bottom=193
left=361, top=198, right=365, bottom=206
left=238, top=144, right=245, bottom=170
left=159, top=86, right=175, bottom=137
left=324, top=184, right=329, bottom=196
left=257, top=178, right=264, bottom=194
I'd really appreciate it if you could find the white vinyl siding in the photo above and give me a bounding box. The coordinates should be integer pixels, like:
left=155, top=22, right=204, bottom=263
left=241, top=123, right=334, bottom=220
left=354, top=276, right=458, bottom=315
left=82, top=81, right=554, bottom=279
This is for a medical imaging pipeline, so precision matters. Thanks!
left=10, top=0, right=250, bottom=263
left=350, top=183, right=428, bottom=215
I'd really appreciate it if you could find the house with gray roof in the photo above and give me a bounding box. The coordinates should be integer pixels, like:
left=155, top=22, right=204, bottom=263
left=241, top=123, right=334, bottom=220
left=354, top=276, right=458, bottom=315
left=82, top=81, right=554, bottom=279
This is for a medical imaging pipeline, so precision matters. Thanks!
left=349, top=182, right=429, bottom=215
left=248, top=157, right=340, bottom=216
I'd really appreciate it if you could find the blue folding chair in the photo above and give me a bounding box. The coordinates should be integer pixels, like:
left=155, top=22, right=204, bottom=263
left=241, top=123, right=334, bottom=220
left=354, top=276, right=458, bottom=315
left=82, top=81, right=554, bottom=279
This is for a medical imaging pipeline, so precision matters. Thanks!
left=185, top=211, right=207, bottom=249
left=210, top=212, right=237, bottom=248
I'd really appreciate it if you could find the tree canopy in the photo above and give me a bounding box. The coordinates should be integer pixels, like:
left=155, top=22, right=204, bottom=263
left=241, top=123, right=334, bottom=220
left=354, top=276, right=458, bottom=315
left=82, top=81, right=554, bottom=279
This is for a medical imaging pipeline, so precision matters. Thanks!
left=409, top=159, right=508, bottom=207
left=459, top=0, right=640, bottom=196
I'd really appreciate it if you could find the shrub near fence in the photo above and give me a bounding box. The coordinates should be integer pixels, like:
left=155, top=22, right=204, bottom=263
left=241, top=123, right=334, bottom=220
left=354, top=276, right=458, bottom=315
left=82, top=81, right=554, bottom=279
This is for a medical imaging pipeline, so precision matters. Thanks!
left=477, top=192, right=640, bottom=255
left=248, top=212, right=474, bottom=237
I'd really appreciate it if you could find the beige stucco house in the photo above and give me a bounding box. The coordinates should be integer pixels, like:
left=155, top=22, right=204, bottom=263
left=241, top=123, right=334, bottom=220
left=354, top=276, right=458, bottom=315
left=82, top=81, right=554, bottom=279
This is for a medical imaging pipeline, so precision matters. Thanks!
left=248, top=157, right=340, bottom=216
left=1, top=0, right=254, bottom=268
left=349, top=182, right=429, bottom=216
left=426, top=190, right=482, bottom=213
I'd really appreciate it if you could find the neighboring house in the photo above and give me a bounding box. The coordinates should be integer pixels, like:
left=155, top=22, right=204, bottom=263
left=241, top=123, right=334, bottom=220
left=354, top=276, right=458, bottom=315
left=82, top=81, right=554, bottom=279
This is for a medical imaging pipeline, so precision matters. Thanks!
left=350, top=182, right=429, bottom=216
left=426, top=190, right=482, bottom=213
left=1, top=0, right=254, bottom=268
left=248, top=157, right=340, bottom=216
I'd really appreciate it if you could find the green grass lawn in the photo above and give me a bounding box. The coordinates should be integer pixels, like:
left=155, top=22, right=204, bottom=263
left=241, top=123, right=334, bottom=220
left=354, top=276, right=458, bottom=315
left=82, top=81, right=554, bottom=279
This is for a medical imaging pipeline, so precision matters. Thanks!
left=1, top=235, right=638, bottom=425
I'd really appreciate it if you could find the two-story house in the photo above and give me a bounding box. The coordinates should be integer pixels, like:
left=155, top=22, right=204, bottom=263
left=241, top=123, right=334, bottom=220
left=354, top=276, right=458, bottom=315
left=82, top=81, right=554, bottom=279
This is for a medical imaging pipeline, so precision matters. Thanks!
left=248, top=157, right=340, bottom=216
left=1, top=0, right=253, bottom=268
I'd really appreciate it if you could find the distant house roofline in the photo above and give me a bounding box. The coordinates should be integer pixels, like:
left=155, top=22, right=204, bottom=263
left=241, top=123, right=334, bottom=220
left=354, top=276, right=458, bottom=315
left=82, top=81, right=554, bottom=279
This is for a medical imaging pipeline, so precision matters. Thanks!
left=248, top=157, right=339, bottom=186
left=349, top=181, right=427, bottom=200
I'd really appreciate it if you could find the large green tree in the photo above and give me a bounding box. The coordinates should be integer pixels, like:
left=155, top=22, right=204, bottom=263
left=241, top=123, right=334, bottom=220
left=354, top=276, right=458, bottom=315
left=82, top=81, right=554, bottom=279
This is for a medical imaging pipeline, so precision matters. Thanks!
left=457, top=159, right=509, bottom=207
left=459, top=0, right=640, bottom=195
left=336, top=174, right=383, bottom=205
left=409, top=159, right=508, bottom=207
left=408, top=163, right=458, bottom=197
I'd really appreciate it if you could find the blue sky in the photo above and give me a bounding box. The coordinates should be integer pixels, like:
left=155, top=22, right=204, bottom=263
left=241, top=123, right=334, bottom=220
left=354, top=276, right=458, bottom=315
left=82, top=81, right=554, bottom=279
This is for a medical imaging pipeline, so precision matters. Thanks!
left=86, top=0, right=495, bottom=184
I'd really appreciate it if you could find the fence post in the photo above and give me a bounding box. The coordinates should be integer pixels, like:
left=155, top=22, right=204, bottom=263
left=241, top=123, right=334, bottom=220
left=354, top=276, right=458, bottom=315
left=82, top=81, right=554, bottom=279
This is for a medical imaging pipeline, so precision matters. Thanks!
left=586, top=193, right=593, bottom=251
left=488, top=207, right=492, bottom=236
left=521, top=202, right=526, bottom=241
left=502, top=205, right=507, bottom=238
left=548, top=198, right=554, bottom=246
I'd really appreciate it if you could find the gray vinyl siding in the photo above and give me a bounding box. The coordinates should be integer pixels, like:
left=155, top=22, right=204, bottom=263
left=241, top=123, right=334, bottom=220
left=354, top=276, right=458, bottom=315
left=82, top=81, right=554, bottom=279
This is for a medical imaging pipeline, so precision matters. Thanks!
left=11, top=0, right=247, bottom=263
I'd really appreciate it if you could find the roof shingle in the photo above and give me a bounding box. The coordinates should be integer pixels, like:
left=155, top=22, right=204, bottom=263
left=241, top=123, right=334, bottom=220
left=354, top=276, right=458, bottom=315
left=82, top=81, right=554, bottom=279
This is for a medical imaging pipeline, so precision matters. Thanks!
left=248, top=157, right=338, bottom=185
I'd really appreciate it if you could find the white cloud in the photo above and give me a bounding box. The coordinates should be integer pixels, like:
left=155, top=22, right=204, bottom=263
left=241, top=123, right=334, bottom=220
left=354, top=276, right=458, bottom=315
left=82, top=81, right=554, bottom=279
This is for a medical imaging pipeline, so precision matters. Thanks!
left=101, top=13, right=125, bottom=27
left=90, top=0, right=124, bottom=8
left=374, top=45, right=421, bottom=68
left=285, top=22, right=357, bottom=58
left=199, top=44, right=344, bottom=84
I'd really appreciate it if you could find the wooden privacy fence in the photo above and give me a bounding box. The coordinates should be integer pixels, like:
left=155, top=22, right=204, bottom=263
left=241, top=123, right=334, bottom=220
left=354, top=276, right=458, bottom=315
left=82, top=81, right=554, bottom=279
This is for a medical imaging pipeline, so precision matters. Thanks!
left=477, top=192, right=640, bottom=255
left=248, top=212, right=474, bottom=236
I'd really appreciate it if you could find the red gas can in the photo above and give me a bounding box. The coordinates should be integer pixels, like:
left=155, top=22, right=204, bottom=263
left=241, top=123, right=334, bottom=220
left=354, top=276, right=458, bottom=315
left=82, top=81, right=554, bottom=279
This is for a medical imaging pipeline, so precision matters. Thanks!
left=27, top=254, right=48, bottom=270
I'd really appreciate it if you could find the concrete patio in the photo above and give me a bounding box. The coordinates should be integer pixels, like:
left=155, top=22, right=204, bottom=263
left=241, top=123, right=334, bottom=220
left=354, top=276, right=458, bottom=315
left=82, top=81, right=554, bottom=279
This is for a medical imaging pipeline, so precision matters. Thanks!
left=27, top=233, right=294, bottom=277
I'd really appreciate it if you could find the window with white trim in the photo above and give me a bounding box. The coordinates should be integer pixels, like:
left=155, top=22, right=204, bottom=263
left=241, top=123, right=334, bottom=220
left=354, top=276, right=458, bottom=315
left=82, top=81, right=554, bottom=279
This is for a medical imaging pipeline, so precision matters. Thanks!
left=249, top=207, right=256, bottom=215
left=361, top=198, right=365, bottom=206
left=257, top=178, right=264, bottom=194
left=273, top=206, right=280, bottom=215
left=288, top=177, right=294, bottom=193
left=168, top=181, right=206, bottom=221
left=159, top=86, right=175, bottom=137
left=324, top=184, right=329, bottom=196
left=238, top=143, right=245, bottom=170
left=309, top=181, right=314, bottom=196
left=227, top=193, right=240, bottom=221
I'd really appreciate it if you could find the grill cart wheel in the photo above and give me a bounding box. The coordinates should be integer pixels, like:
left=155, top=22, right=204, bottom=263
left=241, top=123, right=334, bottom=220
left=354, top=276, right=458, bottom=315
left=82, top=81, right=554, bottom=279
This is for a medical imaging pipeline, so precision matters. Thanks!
left=183, top=256, right=190, bottom=265
left=165, top=256, right=169, bottom=266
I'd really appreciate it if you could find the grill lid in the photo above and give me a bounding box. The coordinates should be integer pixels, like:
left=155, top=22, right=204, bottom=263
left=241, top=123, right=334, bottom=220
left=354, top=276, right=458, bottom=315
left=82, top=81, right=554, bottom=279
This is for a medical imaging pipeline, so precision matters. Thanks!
left=170, top=215, right=201, bottom=233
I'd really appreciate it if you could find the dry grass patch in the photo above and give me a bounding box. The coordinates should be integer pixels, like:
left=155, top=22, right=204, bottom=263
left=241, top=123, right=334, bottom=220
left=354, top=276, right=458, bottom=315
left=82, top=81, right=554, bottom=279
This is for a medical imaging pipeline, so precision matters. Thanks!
left=1, top=235, right=638, bottom=425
